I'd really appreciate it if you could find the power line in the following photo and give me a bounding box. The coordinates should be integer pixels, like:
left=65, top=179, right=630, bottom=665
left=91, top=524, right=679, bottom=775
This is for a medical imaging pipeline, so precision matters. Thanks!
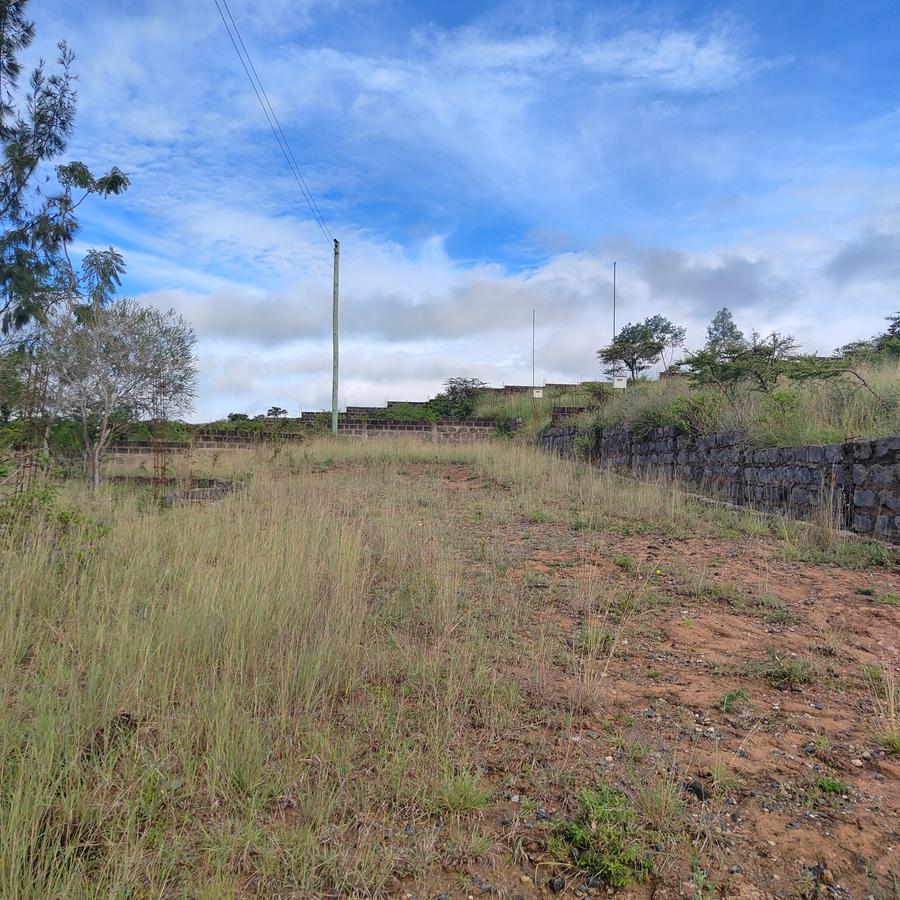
left=213, top=0, right=334, bottom=245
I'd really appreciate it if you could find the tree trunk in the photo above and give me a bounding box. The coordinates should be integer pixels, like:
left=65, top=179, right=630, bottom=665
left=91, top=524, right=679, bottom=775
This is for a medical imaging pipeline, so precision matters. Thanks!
left=90, top=445, right=102, bottom=491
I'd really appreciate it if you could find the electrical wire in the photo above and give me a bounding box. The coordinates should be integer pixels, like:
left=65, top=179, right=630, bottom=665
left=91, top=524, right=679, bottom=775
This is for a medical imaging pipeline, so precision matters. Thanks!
left=213, top=0, right=334, bottom=245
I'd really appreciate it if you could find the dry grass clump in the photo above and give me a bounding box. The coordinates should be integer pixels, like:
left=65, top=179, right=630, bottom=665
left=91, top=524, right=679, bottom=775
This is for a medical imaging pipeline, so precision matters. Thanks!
left=0, top=444, right=516, bottom=896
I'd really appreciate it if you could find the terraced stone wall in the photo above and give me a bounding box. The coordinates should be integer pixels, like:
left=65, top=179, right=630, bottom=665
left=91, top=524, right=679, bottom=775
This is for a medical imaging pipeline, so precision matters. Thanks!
left=538, top=425, right=900, bottom=541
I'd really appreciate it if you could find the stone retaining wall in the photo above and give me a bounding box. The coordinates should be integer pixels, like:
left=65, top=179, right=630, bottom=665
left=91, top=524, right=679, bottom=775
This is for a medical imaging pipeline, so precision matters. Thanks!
left=538, top=424, right=900, bottom=541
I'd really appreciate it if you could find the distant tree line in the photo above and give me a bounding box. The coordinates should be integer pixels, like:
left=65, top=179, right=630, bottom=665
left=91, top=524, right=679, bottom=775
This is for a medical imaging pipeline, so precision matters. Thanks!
left=597, top=308, right=898, bottom=399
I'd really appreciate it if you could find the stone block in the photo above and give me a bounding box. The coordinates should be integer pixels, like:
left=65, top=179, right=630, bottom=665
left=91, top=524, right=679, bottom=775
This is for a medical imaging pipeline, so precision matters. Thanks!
left=852, top=441, right=872, bottom=460
left=874, top=436, right=900, bottom=458
left=854, top=489, right=876, bottom=508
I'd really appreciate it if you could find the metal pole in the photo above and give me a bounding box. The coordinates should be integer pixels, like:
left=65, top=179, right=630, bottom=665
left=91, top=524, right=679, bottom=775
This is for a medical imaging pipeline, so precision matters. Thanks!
left=613, top=260, right=616, bottom=339
left=331, top=239, right=340, bottom=435
left=532, top=308, right=536, bottom=418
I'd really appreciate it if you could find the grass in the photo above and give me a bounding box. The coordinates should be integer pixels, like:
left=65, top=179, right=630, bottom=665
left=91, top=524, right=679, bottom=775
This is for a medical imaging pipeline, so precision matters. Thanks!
left=757, top=650, right=817, bottom=689
left=873, top=668, right=900, bottom=754
left=1, top=435, right=895, bottom=896
left=572, top=357, right=900, bottom=448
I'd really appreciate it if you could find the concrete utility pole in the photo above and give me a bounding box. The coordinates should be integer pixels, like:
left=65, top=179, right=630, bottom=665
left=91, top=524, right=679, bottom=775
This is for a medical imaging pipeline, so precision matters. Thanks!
left=331, top=238, right=340, bottom=435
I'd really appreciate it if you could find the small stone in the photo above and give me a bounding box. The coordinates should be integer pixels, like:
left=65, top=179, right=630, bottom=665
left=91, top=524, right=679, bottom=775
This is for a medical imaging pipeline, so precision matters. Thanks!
left=548, top=875, right=565, bottom=893
left=510, top=794, right=520, bottom=803
left=684, top=780, right=712, bottom=801
left=519, top=875, right=532, bottom=884
left=851, top=758, right=863, bottom=767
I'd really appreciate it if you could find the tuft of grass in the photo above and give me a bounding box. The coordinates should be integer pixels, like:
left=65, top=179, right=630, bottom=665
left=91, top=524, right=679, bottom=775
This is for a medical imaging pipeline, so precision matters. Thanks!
left=575, top=624, right=613, bottom=657
left=430, top=771, right=490, bottom=815
left=757, top=650, right=817, bottom=689
left=873, top=668, right=900, bottom=754
left=612, top=554, right=635, bottom=573
left=877, top=593, right=900, bottom=607
left=812, top=774, right=849, bottom=795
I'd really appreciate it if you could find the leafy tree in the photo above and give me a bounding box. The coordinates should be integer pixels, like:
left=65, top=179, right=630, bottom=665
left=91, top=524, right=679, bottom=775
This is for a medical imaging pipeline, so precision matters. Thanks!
left=429, top=377, right=487, bottom=417
left=227, top=412, right=249, bottom=422
left=836, top=312, right=900, bottom=361
left=684, top=323, right=799, bottom=394
left=40, top=300, right=197, bottom=489
left=266, top=406, right=288, bottom=418
left=1, top=0, right=128, bottom=333
left=597, top=315, right=686, bottom=380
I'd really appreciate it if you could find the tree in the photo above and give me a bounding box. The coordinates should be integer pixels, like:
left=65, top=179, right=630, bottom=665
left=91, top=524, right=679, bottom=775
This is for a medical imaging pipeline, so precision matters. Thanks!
left=1, top=0, right=128, bottom=333
left=836, top=312, right=900, bottom=361
left=597, top=315, right=685, bottom=380
left=705, top=307, right=745, bottom=353
left=41, top=300, right=197, bottom=489
left=684, top=323, right=798, bottom=394
left=267, top=406, right=288, bottom=418
left=429, top=377, right=487, bottom=417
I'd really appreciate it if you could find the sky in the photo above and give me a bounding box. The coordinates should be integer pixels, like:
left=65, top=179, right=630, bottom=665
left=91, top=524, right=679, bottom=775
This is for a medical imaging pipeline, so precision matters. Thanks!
left=27, top=0, right=900, bottom=419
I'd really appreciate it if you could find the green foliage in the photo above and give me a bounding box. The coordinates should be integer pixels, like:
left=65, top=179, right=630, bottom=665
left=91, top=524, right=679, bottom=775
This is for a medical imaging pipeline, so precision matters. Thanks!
left=598, top=316, right=686, bottom=380
left=554, top=786, right=654, bottom=888
left=718, top=688, right=748, bottom=712
left=429, top=377, right=487, bottom=418
left=1, top=0, right=129, bottom=332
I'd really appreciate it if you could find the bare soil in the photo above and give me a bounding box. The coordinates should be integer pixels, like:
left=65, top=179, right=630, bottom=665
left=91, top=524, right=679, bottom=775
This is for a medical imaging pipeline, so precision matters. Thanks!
left=388, top=464, right=899, bottom=900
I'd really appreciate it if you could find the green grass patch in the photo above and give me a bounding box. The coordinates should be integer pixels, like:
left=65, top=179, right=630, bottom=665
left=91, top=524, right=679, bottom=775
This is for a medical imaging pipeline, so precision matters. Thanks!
left=552, top=785, right=655, bottom=888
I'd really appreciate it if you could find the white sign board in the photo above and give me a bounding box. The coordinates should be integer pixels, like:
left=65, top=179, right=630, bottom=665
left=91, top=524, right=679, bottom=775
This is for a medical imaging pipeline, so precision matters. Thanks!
left=613, top=376, right=627, bottom=390
left=533, top=388, right=543, bottom=398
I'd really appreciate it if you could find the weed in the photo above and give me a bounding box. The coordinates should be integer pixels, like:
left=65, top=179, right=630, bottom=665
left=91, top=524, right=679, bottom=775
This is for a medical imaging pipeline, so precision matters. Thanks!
left=612, top=554, right=635, bottom=573
left=718, top=688, right=748, bottom=713
left=877, top=593, right=900, bottom=606
left=812, top=774, right=849, bottom=795
left=856, top=587, right=875, bottom=596
left=553, top=785, right=654, bottom=888
left=691, top=853, right=717, bottom=900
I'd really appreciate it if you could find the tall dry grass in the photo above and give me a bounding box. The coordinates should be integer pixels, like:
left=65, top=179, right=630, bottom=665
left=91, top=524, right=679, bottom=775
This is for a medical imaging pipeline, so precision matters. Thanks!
left=2, top=437, right=892, bottom=895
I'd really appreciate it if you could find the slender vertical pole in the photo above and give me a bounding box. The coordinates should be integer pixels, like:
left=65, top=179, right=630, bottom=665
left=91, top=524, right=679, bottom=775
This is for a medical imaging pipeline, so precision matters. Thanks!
left=612, top=260, right=617, bottom=339
left=531, top=308, right=536, bottom=417
left=331, top=239, right=340, bottom=435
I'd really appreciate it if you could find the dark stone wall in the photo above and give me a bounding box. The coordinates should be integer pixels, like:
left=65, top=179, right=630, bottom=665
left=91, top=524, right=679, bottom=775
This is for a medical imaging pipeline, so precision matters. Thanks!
left=537, top=425, right=900, bottom=541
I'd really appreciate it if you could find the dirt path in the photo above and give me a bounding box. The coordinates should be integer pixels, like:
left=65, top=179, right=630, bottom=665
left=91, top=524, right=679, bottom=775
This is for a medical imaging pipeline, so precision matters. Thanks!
left=392, top=464, right=900, bottom=900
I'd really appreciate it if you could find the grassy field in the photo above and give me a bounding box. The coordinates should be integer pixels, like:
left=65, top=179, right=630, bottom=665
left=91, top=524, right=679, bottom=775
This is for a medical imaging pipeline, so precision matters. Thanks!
left=475, top=358, right=900, bottom=446
left=1, top=439, right=898, bottom=898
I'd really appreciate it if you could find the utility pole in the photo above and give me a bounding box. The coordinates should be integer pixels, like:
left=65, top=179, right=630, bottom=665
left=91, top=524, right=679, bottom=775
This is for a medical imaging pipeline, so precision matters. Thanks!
left=331, top=239, right=340, bottom=435
left=532, top=308, right=536, bottom=417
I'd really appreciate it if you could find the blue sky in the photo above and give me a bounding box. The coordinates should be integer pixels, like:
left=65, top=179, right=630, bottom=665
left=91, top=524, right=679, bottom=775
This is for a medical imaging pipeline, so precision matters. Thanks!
left=29, top=0, right=900, bottom=418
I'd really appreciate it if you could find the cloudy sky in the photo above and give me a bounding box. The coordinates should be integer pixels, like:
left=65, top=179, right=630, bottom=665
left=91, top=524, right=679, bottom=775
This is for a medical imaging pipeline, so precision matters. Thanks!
left=30, top=0, right=900, bottom=419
